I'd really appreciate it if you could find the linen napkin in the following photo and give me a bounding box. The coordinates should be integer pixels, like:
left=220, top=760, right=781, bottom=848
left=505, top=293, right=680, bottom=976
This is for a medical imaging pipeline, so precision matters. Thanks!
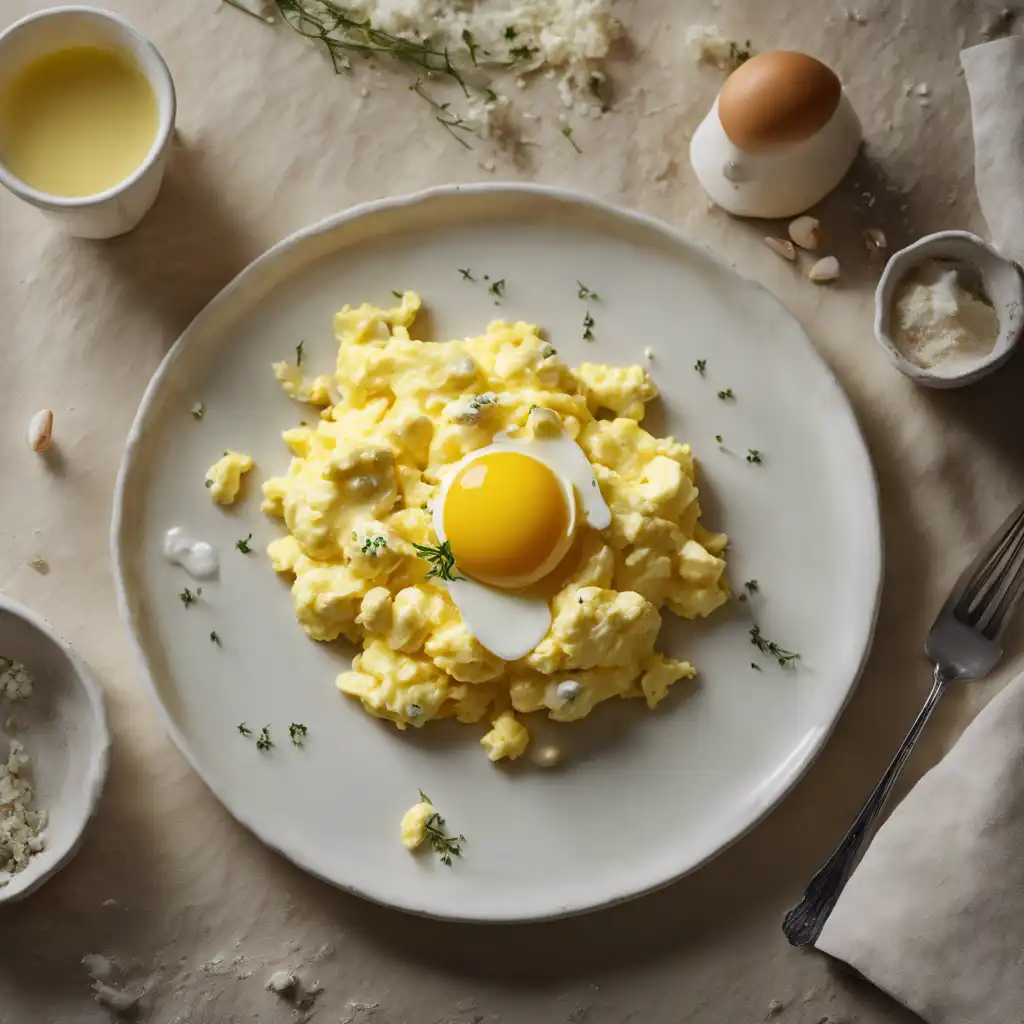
left=959, top=34, right=1024, bottom=266
left=815, top=672, right=1024, bottom=1023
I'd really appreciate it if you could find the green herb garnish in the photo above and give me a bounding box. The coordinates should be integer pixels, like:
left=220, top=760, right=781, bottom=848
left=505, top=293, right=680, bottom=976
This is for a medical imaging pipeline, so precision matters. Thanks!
left=695, top=359, right=707, bottom=375
left=715, top=435, right=724, bottom=445
left=577, top=280, right=599, bottom=300
left=210, top=631, right=222, bottom=646
left=504, top=25, right=517, bottom=40
left=458, top=267, right=474, bottom=280
left=256, top=725, right=273, bottom=751
left=488, top=278, right=506, bottom=298
left=744, top=579, right=759, bottom=594
left=222, top=0, right=275, bottom=24
left=391, top=289, right=403, bottom=299
left=295, top=340, right=305, bottom=366
left=413, top=540, right=464, bottom=582
left=582, top=310, right=595, bottom=340
left=236, top=533, right=253, bottom=554
left=416, top=792, right=465, bottom=865
left=561, top=124, right=582, bottom=153
left=361, top=535, right=388, bottom=557
left=191, top=403, right=205, bottom=420
left=729, top=40, right=753, bottom=66
left=746, top=449, right=762, bottom=464
left=289, top=723, right=308, bottom=746
left=750, top=625, right=800, bottom=667
left=179, top=588, right=197, bottom=608
left=751, top=662, right=762, bottom=671
left=541, top=344, right=557, bottom=358
left=717, top=388, right=734, bottom=400
left=238, top=722, right=252, bottom=736
left=510, top=44, right=539, bottom=62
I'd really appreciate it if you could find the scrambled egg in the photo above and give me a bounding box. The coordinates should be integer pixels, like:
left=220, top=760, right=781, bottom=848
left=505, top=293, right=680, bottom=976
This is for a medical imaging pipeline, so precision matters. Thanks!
left=205, top=450, right=254, bottom=505
left=262, top=292, right=729, bottom=761
left=400, top=798, right=435, bottom=849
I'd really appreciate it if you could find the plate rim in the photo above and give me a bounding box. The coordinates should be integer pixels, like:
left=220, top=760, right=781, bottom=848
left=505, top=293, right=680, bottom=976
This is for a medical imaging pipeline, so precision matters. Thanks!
left=110, top=182, right=884, bottom=922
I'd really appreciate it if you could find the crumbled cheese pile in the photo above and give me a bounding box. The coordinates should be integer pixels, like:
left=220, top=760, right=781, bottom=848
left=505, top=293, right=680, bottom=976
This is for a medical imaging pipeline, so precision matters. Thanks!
left=894, top=259, right=1000, bottom=372
left=0, top=658, right=45, bottom=882
left=309, top=0, right=620, bottom=120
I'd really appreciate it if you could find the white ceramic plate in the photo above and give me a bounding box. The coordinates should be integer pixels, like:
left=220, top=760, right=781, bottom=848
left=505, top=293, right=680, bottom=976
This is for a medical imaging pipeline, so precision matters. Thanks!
left=112, top=185, right=881, bottom=922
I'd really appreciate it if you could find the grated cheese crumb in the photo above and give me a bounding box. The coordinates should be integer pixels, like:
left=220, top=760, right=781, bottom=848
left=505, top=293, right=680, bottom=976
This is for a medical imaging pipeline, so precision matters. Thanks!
left=0, top=659, right=45, bottom=880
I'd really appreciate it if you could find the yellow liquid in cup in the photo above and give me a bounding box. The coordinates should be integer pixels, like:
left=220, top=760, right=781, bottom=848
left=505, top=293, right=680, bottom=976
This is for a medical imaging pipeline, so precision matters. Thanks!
left=0, top=45, right=158, bottom=198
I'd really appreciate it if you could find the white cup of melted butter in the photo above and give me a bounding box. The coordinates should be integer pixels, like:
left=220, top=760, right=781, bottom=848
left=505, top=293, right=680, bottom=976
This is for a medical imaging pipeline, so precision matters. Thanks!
left=0, top=6, right=176, bottom=239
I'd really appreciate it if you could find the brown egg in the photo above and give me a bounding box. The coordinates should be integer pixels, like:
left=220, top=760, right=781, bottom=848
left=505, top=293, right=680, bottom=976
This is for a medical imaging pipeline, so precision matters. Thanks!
left=718, top=51, right=841, bottom=153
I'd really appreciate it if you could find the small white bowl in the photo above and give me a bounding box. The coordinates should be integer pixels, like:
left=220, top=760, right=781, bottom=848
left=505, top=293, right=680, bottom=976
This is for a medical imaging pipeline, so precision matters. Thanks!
left=0, top=6, right=176, bottom=239
left=874, top=230, right=1024, bottom=388
left=0, top=596, right=110, bottom=905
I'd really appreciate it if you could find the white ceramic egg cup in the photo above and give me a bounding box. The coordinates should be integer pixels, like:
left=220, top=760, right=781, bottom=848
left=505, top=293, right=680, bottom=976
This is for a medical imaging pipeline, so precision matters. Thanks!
left=874, top=230, right=1024, bottom=388
left=0, top=6, right=176, bottom=239
left=0, top=596, right=110, bottom=905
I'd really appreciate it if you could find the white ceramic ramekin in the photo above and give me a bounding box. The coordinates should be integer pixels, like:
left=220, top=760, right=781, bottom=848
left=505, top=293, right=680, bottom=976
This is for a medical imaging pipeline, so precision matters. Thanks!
left=0, top=6, right=176, bottom=239
left=874, top=230, right=1024, bottom=389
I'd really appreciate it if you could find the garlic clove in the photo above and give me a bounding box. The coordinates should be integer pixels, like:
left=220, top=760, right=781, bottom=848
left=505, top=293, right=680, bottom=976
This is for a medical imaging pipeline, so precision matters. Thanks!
left=764, top=236, right=797, bottom=261
left=789, top=215, right=824, bottom=251
left=27, top=409, right=53, bottom=452
left=808, top=256, right=841, bottom=283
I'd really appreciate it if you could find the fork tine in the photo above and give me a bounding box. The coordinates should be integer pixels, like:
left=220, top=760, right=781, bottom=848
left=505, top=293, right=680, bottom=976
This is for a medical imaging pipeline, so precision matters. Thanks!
left=966, top=516, right=1024, bottom=626
left=980, top=536, right=1024, bottom=640
left=956, top=506, right=1024, bottom=616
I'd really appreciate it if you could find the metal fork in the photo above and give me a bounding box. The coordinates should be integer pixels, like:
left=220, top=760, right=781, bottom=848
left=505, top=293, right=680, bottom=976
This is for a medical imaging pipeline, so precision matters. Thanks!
left=783, top=499, right=1024, bottom=947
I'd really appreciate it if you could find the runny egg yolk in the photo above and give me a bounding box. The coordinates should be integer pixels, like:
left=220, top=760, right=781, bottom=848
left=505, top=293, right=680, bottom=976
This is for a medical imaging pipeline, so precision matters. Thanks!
left=443, top=451, right=570, bottom=585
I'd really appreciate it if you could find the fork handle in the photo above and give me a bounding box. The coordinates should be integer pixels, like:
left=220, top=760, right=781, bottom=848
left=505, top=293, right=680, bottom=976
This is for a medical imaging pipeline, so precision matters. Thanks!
left=782, top=665, right=948, bottom=947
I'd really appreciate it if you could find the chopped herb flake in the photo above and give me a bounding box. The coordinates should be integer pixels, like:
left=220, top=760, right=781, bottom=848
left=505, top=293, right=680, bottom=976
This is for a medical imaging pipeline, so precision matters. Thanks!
left=715, top=435, right=724, bottom=445
left=295, top=340, right=305, bottom=367
left=392, top=289, right=403, bottom=299
left=256, top=726, right=273, bottom=751
left=746, top=449, right=762, bottom=464
left=488, top=278, right=506, bottom=298
left=717, top=388, right=735, bottom=400
left=750, top=625, right=800, bottom=667
left=744, top=579, right=760, bottom=594
left=561, top=124, right=582, bottom=153
left=413, top=540, right=464, bottom=582
left=236, top=533, right=253, bottom=554
left=751, top=662, right=763, bottom=671
left=577, top=280, right=599, bottom=300
left=582, top=310, right=595, bottom=340
left=237, top=722, right=252, bottom=737
left=695, top=359, right=707, bottom=375
left=210, top=631, right=222, bottom=646
left=458, top=267, right=474, bottom=280
left=289, top=723, right=308, bottom=746
left=179, top=588, right=197, bottom=608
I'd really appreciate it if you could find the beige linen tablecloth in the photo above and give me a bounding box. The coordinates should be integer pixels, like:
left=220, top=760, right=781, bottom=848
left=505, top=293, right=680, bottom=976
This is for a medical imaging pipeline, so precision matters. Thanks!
left=1, top=2, right=1022, bottom=1021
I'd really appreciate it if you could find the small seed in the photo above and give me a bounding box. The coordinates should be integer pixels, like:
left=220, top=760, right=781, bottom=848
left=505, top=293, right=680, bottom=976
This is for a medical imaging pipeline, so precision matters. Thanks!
left=788, top=215, right=823, bottom=250
left=764, top=236, right=796, bottom=261
left=863, top=228, right=888, bottom=259
left=27, top=409, right=53, bottom=452
left=808, top=256, right=841, bottom=283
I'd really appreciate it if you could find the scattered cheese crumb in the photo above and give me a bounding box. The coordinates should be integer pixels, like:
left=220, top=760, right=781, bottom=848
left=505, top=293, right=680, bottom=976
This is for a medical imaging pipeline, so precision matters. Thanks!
left=685, top=24, right=748, bottom=70
left=266, top=970, right=297, bottom=994
left=0, top=659, right=33, bottom=702
left=0, top=739, right=46, bottom=877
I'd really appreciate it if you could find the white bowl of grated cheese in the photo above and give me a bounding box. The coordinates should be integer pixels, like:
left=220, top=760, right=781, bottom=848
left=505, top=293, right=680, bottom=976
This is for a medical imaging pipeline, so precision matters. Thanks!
left=0, top=596, right=109, bottom=904
left=874, top=230, right=1024, bottom=388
